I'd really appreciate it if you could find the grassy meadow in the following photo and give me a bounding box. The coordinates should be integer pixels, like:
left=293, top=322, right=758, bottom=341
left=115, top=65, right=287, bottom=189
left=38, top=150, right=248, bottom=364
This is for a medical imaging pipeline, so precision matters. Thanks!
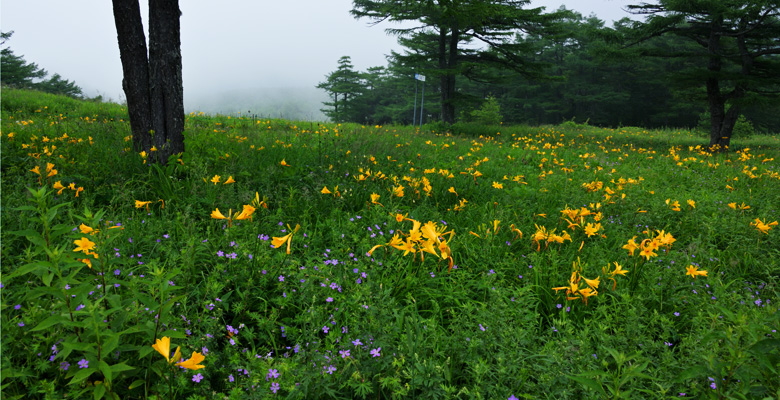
left=1, top=88, right=780, bottom=399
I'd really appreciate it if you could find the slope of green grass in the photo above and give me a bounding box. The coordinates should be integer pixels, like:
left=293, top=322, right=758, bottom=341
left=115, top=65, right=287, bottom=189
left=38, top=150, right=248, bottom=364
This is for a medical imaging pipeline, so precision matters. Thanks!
left=2, top=89, right=779, bottom=400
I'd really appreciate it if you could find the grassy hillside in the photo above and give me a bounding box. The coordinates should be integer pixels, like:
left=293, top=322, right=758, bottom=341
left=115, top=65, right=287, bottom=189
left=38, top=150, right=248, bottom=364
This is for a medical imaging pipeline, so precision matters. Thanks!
left=2, top=89, right=779, bottom=399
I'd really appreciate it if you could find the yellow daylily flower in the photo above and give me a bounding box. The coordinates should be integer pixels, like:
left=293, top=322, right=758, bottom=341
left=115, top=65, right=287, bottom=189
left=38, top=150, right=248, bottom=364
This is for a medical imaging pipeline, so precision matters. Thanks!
left=655, top=230, right=676, bottom=249
left=251, top=192, right=268, bottom=209
left=685, top=265, right=708, bottom=279
left=491, top=220, right=500, bottom=235
left=583, top=223, right=601, bottom=238
left=152, top=336, right=181, bottom=364
left=175, top=351, right=205, bottom=370
left=579, top=286, right=598, bottom=304
left=583, top=276, right=600, bottom=290
left=223, top=176, right=235, bottom=184
left=610, top=262, right=628, bottom=277
left=280, top=159, right=290, bottom=167
left=392, top=185, right=404, bottom=197
left=210, top=175, right=221, bottom=185
left=398, top=238, right=416, bottom=256
left=53, top=181, right=66, bottom=195
left=234, top=204, right=256, bottom=221
left=73, top=237, right=96, bottom=254
left=604, top=261, right=628, bottom=290
left=751, top=218, right=778, bottom=235
left=370, top=193, right=383, bottom=206
left=79, top=223, right=95, bottom=235
left=135, top=200, right=153, bottom=212
left=665, top=198, right=681, bottom=212
left=272, top=224, right=300, bottom=254
left=639, top=239, right=658, bottom=260
left=321, top=186, right=332, bottom=194
left=622, top=236, right=639, bottom=256
left=211, top=208, right=228, bottom=220
left=387, top=234, right=404, bottom=250
left=508, top=224, right=522, bottom=240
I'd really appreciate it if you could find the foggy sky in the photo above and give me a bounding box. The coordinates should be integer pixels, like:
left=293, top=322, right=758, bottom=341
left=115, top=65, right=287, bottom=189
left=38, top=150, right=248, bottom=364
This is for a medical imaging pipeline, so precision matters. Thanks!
left=1, top=0, right=638, bottom=118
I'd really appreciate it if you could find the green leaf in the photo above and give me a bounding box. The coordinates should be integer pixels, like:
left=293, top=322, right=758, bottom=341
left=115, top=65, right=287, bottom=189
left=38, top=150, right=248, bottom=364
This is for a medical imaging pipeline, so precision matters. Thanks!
left=98, top=360, right=112, bottom=383
left=102, top=335, right=119, bottom=358
left=159, top=329, right=186, bottom=339
left=32, top=314, right=65, bottom=331
left=93, top=382, right=106, bottom=400
left=119, top=325, right=146, bottom=335
left=110, top=363, right=135, bottom=373
left=69, top=367, right=97, bottom=385
left=138, top=345, right=155, bottom=359
left=0, top=367, right=34, bottom=379
left=5, top=261, right=51, bottom=280
left=25, top=233, right=49, bottom=249
left=128, top=379, right=145, bottom=390
left=42, top=271, right=55, bottom=286
left=676, top=365, right=709, bottom=382
left=749, top=339, right=780, bottom=355
left=567, top=375, right=608, bottom=397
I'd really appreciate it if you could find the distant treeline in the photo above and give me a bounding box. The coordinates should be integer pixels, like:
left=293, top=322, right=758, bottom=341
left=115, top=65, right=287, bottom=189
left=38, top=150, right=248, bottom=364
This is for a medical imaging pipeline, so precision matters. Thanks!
left=318, top=7, right=780, bottom=133
left=1, top=32, right=84, bottom=99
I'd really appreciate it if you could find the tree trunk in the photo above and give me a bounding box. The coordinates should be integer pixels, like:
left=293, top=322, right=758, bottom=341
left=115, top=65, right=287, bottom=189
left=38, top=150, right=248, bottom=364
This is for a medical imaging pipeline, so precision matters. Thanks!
left=438, top=21, right=458, bottom=125
left=438, top=26, right=450, bottom=124
left=112, top=0, right=184, bottom=165
left=444, top=24, right=458, bottom=124
left=706, top=15, right=732, bottom=150
left=112, top=0, right=152, bottom=153
left=149, top=0, right=184, bottom=163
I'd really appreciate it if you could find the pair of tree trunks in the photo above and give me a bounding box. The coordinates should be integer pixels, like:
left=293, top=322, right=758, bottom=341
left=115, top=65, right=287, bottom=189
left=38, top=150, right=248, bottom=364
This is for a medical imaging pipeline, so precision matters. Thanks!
left=112, top=0, right=184, bottom=165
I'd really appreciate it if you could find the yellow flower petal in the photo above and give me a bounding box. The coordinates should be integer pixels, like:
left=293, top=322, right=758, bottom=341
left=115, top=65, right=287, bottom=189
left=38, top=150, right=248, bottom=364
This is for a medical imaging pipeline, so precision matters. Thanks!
left=175, top=351, right=205, bottom=370
left=152, top=337, right=172, bottom=362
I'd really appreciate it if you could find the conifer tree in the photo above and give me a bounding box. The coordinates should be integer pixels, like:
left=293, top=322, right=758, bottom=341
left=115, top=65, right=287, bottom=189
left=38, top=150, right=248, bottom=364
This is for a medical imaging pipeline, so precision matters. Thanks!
left=628, top=0, right=780, bottom=149
left=351, top=0, right=566, bottom=124
left=317, top=56, right=365, bottom=122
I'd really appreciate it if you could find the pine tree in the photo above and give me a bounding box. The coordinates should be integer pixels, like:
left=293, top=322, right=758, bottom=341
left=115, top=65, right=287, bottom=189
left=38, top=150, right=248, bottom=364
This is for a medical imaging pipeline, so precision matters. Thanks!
left=317, top=56, right=365, bottom=122
left=1, top=31, right=83, bottom=98
left=628, top=0, right=780, bottom=149
left=351, top=0, right=567, bottom=124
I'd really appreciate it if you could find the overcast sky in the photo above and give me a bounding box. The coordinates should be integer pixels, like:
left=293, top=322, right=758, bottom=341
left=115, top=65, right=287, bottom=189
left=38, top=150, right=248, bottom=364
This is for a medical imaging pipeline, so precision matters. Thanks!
left=1, top=0, right=638, bottom=114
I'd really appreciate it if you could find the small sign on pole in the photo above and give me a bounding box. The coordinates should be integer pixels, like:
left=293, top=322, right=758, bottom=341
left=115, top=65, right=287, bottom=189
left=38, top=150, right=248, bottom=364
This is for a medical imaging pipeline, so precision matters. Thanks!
left=412, top=72, right=425, bottom=129
left=413, top=74, right=426, bottom=128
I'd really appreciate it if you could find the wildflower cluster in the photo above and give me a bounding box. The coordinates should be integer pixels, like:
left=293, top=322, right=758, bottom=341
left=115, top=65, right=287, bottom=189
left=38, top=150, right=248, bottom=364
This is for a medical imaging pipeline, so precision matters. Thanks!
left=552, top=258, right=626, bottom=305
left=369, top=214, right=455, bottom=271
left=622, top=229, right=676, bottom=260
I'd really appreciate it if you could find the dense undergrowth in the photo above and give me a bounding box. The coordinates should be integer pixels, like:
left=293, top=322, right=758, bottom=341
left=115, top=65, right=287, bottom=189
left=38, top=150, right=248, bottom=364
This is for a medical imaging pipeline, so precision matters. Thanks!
left=2, top=88, right=779, bottom=399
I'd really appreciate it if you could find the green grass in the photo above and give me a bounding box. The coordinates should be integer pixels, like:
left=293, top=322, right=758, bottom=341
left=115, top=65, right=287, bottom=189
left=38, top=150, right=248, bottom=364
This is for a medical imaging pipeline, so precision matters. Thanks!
left=2, top=89, right=780, bottom=400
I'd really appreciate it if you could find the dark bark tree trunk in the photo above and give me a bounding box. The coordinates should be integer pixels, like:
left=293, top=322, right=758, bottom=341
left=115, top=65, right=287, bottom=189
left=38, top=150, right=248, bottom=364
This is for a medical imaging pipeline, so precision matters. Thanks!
left=438, top=20, right=458, bottom=125
left=149, top=0, right=184, bottom=161
left=112, top=0, right=184, bottom=165
left=112, top=0, right=152, bottom=154
left=438, top=26, right=450, bottom=124
left=443, top=24, right=458, bottom=124
left=705, top=14, right=750, bottom=151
